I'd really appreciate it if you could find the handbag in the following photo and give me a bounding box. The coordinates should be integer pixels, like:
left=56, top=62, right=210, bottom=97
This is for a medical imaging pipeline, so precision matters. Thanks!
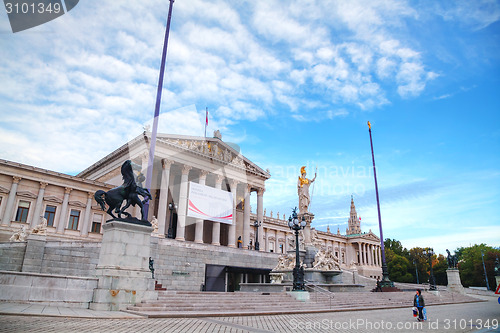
left=412, top=307, right=418, bottom=317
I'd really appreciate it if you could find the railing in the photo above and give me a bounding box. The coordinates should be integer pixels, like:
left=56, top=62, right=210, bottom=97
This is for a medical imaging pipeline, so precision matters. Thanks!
left=304, top=280, right=335, bottom=309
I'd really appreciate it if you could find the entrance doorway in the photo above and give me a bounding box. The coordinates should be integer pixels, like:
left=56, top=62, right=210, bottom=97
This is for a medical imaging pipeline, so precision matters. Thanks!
left=204, top=264, right=271, bottom=292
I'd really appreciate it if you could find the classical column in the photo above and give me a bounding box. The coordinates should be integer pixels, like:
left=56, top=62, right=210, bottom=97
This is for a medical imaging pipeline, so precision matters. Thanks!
left=243, top=185, right=251, bottom=249
left=369, top=244, right=374, bottom=266
left=360, top=243, right=365, bottom=265
left=212, top=175, right=223, bottom=246
left=378, top=246, right=382, bottom=266
left=256, top=188, right=264, bottom=251
left=264, top=228, right=269, bottom=252
left=1, top=176, right=21, bottom=226
left=56, top=187, right=72, bottom=233
left=157, top=159, right=173, bottom=236
left=194, top=170, right=208, bottom=244
left=80, top=192, right=93, bottom=236
left=31, top=182, right=48, bottom=228
left=175, top=165, right=191, bottom=241
left=227, top=180, right=238, bottom=248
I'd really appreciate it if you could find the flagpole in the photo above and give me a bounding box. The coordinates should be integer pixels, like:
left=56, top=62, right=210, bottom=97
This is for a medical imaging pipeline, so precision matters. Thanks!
left=368, top=121, right=394, bottom=288
left=143, top=0, right=175, bottom=221
left=204, top=107, right=208, bottom=138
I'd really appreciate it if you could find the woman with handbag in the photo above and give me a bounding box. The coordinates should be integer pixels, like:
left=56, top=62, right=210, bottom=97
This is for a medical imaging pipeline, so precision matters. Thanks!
left=413, top=289, right=426, bottom=321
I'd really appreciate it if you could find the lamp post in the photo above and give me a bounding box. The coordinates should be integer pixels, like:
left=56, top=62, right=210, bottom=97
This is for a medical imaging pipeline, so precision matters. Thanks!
left=413, top=259, right=420, bottom=285
left=167, top=202, right=177, bottom=239
left=288, top=207, right=306, bottom=291
left=367, top=121, right=393, bottom=288
left=481, top=249, right=491, bottom=291
left=253, top=221, right=261, bottom=251
left=423, top=248, right=436, bottom=290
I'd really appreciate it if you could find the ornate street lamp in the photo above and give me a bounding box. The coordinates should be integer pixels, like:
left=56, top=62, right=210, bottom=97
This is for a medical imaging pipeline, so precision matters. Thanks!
left=253, top=221, right=261, bottom=251
left=167, top=201, right=177, bottom=239
left=288, top=207, right=306, bottom=291
left=423, top=248, right=436, bottom=290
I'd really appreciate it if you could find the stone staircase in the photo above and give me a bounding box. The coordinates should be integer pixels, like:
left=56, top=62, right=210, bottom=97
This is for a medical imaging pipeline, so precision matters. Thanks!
left=124, top=290, right=483, bottom=318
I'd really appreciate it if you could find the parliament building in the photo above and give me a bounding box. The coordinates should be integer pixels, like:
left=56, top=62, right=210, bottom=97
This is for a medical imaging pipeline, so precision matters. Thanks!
left=0, top=131, right=382, bottom=294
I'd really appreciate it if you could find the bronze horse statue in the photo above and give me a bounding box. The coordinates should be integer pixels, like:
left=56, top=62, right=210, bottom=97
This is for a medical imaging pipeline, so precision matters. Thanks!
left=94, top=160, right=152, bottom=221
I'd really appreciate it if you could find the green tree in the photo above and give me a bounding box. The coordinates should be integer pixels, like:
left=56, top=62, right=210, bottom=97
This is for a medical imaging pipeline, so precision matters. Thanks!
left=456, top=244, right=500, bottom=289
left=433, top=254, right=448, bottom=286
left=387, top=252, right=414, bottom=283
left=408, top=247, right=429, bottom=285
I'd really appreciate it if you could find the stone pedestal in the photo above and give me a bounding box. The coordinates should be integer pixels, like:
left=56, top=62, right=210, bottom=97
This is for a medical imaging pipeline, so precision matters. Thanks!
left=446, top=268, right=465, bottom=294
left=21, top=234, right=46, bottom=273
left=90, top=221, right=157, bottom=311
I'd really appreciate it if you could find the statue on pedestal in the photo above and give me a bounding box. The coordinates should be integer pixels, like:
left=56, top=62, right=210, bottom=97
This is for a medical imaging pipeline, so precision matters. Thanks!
left=297, top=166, right=316, bottom=214
left=446, top=249, right=458, bottom=269
left=10, top=225, right=29, bottom=242
left=94, top=160, right=152, bottom=222
left=31, top=216, right=47, bottom=235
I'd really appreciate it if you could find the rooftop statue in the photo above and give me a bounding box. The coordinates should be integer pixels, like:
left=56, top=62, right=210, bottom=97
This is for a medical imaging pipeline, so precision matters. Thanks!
left=297, top=166, right=316, bottom=214
left=94, top=160, right=152, bottom=222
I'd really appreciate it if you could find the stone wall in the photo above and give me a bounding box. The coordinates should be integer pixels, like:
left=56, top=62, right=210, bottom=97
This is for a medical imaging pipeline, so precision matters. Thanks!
left=40, top=241, right=100, bottom=277
left=0, top=242, right=26, bottom=271
left=152, top=238, right=280, bottom=291
left=0, top=270, right=98, bottom=308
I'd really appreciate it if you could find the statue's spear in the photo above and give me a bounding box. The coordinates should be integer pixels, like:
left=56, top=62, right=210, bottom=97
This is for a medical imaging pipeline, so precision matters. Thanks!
left=309, top=165, right=317, bottom=211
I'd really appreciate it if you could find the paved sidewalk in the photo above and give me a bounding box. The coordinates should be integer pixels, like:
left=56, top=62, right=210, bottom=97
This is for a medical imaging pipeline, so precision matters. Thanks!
left=0, top=302, right=143, bottom=319
left=0, top=295, right=498, bottom=332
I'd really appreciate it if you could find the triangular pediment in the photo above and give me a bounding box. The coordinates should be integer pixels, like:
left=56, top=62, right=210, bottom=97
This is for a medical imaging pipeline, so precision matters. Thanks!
left=17, top=190, right=37, bottom=199
left=155, top=134, right=271, bottom=179
left=44, top=195, right=63, bottom=204
left=0, top=185, right=9, bottom=194
left=69, top=200, right=86, bottom=208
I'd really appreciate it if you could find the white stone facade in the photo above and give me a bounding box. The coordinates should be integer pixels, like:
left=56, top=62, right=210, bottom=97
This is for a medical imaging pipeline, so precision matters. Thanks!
left=0, top=132, right=383, bottom=279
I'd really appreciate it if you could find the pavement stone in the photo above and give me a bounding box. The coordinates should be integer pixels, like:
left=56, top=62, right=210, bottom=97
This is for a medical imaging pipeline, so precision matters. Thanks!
left=0, top=295, right=498, bottom=332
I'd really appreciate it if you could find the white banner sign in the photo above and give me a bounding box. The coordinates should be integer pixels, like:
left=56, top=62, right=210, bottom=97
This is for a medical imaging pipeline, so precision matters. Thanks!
left=187, top=181, right=233, bottom=224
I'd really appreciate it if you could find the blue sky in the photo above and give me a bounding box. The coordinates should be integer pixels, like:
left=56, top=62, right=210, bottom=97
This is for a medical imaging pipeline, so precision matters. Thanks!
left=0, top=1, right=499, bottom=255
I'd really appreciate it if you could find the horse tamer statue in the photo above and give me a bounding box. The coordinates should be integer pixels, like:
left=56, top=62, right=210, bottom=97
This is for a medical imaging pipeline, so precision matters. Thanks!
left=94, top=160, right=152, bottom=221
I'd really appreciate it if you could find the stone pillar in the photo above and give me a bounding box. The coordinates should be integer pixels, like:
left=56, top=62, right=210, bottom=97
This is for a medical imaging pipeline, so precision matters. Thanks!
left=377, top=246, right=381, bottom=266
left=243, top=185, right=251, bottom=249
left=21, top=233, right=47, bottom=273
left=359, top=243, right=364, bottom=265
left=31, top=182, right=48, bottom=228
left=156, top=159, right=173, bottom=236
left=256, top=188, right=264, bottom=251
left=367, top=244, right=372, bottom=266
left=56, top=187, right=72, bottom=233
left=90, top=221, right=157, bottom=311
left=227, top=180, right=238, bottom=248
left=446, top=269, right=465, bottom=294
left=80, top=192, right=93, bottom=237
left=175, top=165, right=191, bottom=241
left=194, top=170, right=208, bottom=244
left=211, top=175, right=223, bottom=246
left=1, top=176, right=21, bottom=226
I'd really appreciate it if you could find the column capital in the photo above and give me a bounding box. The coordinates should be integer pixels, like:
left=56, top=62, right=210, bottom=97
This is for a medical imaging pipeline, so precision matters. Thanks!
left=87, top=192, right=94, bottom=199
left=257, top=188, right=265, bottom=196
left=216, top=174, right=224, bottom=185
left=229, top=179, right=239, bottom=188
left=64, top=187, right=73, bottom=194
left=181, top=165, right=192, bottom=175
left=39, top=182, right=48, bottom=189
left=12, top=176, right=21, bottom=184
left=246, top=184, right=252, bottom=193
left=199, top=170, right=209, bottom=178
left=161, top=159, right=174, bottom=169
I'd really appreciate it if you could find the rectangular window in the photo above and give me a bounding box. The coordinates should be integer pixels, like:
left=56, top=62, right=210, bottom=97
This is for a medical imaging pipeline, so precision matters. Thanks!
left=91, top=214, right=102, bottom=233
left=44, top=205, right=56, bottom=227
left=68, top=209, right=80, bottom=230
left=15, top=200, right=30, bottom=222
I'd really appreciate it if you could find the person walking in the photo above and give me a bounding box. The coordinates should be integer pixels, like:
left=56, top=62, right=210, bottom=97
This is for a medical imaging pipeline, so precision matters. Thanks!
left=413, top=289, right=425, bottom=321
